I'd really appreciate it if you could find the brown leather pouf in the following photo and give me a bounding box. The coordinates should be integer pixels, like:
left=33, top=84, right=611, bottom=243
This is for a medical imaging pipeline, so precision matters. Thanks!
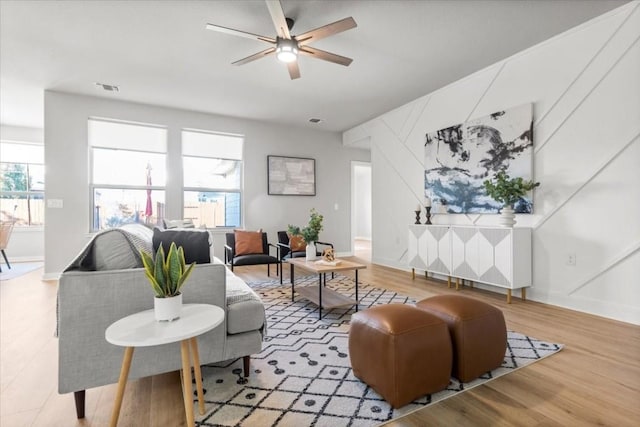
left=349, top=304, right=452, bottom=408
left=416, top=295, right=507, bottom=383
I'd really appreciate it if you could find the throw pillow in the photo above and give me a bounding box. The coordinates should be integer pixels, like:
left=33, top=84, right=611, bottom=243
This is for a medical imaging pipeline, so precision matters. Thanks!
left=235, top=230, right=264, bottom=256
left=288, top=234, right=306, bottom=252
left=152, top=228, right=210, bottom=264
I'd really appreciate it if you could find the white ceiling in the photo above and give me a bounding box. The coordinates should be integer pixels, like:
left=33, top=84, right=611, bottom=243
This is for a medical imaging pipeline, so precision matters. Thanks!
left=0, top=0, right=628, bottom=133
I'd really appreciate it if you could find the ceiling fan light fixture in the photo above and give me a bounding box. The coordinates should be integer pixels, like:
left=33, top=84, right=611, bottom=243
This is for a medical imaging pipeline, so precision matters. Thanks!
left=276, top=38, right=298, bottom=63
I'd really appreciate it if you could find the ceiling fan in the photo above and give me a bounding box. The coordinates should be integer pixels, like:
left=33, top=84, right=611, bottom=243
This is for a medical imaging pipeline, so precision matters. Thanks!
left=205, top=0, right=357, bottom=80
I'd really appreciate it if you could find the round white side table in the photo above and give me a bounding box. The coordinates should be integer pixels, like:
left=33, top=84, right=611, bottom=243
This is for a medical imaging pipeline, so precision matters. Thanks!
left=105, top=304, right=224, bottom=427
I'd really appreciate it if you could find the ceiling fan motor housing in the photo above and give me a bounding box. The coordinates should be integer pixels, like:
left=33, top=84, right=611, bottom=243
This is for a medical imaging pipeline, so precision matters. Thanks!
left=276, top=37, right=299, bottom=62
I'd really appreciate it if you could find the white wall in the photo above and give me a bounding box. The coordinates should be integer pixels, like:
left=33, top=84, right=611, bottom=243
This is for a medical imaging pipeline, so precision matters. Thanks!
left=44, top=92, right=369, bottom=277
left=343, top=2, right=640, bottom=325
left=0, top=124, right=45, bottom=261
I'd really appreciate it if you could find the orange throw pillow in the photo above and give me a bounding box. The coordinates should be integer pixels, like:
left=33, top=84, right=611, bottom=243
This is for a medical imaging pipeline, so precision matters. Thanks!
left=235, top=230, right=263, bottom=256
left=289, top=234, right=306, bottom=252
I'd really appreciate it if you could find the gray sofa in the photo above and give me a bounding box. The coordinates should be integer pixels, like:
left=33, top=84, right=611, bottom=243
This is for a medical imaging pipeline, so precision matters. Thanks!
left=57, top=224, right=265, bottom=419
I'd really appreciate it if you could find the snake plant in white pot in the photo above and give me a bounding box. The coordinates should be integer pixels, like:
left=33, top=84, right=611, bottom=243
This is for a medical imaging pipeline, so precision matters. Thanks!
left=141, top=242, right=195, bottom=321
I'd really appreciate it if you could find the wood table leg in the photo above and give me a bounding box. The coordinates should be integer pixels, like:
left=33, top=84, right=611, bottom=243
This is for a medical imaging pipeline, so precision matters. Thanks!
left=447, top=276, right=451, bottom=289
left=110, top=347, right=134, bottom=427
left=180, top=340, right=195, bottom=427
left=411, top=268, right=415, bottom=280
left=521, top=287, right=527, bottom=301
left=455, top=277, right=460, bottom=291
left=318, top=273, right=323, bottom=320
left=507, top=289, right=512, bottom=304
left=290, top=264, right=295, bottom=301
left=190, top=338, right=205, bottom=415
left=470, top=281, right=474, bottom=288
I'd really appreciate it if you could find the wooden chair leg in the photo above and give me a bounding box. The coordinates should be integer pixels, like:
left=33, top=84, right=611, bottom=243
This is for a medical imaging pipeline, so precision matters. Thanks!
left=74, top=390, right=86, bottom=419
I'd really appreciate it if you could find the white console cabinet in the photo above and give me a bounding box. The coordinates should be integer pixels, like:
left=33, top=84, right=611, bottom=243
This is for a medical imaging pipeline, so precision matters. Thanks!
left=408, top=225, right=531, bottom=303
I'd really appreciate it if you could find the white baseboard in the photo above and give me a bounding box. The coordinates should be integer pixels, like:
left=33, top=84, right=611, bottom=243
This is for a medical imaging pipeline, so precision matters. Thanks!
left=5, top=256, right=44, bottom=263
left=42, top=272, right=61, bottom=281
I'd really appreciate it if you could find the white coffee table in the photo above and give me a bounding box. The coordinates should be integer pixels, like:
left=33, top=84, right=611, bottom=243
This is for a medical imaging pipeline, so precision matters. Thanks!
left=105, top=304, right=224, bottom=427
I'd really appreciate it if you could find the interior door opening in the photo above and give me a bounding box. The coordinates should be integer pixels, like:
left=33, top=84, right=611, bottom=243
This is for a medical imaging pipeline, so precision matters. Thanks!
left=351, top=161, right=371, bottom=260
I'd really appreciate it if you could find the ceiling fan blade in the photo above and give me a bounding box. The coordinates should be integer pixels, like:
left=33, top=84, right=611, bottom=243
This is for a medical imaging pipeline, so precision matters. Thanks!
left=287, top=61, right=301, bottom=80
left=296, top=17, right=357, bottom=46
left=205, top=23, right=275, bottom=44
left=265, top=0, right=291, bottom=39
left=232, top=47, right=277, bottom=65
left=299, top=46, right=353, bottom=67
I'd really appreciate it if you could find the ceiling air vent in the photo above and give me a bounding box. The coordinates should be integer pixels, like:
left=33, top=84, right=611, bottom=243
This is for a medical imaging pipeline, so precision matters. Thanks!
left=308, top=118, right=323, bottom=124
left=95, top=82, right=119, bottom=92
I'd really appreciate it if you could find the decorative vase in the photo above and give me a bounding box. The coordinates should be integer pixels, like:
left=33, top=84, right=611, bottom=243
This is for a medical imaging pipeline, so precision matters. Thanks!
left=499, top=205, right=516, bottom=227
left=306, top=241, right=318, bottom=261
left=154, top=293, right=182, bottom=322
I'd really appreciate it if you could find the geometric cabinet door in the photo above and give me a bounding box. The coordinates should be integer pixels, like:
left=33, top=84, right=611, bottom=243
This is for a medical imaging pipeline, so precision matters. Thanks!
left=451, top=226, right=480, bottom=280
left=477, top=227, right=512, bottom=287
left=408, top=225, right=428, bottom=271
left=451, top=226, right=531, bottom=290
left=408, top=225, right=451, bottom=275
left=425, top=225, right=451, bottom=275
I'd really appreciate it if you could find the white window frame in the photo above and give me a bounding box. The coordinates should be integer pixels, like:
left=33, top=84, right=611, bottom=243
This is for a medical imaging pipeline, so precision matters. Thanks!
left=181, top=129, right=244, bottom=229
left=88, top=118, right=168, bottom=232
left=0, top=140, right=45, bottom=228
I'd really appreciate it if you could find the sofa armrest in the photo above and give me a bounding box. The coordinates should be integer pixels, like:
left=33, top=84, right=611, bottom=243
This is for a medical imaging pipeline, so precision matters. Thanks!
left=58, top=263, right=227, bottom=394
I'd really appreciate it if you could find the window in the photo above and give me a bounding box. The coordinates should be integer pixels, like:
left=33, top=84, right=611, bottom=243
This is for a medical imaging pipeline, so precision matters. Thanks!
left=0, top=141, right=44, bottom=227
left=89, top=119, right=167, bottom=231
left=182, top=130, right=243, bottom=228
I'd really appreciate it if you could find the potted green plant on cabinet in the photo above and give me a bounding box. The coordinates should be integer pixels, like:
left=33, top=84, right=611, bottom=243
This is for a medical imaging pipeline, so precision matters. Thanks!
left=141, top=242, right=195, bottom=321
left=288, top=208, right=324, bottom=260
left=483, top=171, right=540, bottom=227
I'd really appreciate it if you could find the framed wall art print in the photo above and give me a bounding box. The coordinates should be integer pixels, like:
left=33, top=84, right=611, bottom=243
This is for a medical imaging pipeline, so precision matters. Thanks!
left=267, top=155, right=316, bottom=196
left=424, top=103, right=534, bottom=213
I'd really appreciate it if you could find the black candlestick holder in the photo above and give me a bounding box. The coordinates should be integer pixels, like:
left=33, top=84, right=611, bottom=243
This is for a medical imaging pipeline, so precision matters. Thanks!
left=425, top=206, right=432, bottom=225
left=414, top=210, right=421, bottom=225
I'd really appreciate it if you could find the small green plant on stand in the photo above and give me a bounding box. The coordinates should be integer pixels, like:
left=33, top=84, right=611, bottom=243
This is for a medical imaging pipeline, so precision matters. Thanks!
left=288, top=208, right=324, bottom=243
left=141, top=242, right=195, bottom=298
left=483, top=171, right=540, bottom=208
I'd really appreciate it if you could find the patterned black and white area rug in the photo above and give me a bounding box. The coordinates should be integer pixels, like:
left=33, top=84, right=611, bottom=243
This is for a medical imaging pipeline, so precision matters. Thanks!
left=196, top=275, right=562, bottom=427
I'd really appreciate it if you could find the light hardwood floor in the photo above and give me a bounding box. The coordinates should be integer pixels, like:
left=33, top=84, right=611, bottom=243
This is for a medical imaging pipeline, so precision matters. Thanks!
left=1, top=256, right=638, bottom=426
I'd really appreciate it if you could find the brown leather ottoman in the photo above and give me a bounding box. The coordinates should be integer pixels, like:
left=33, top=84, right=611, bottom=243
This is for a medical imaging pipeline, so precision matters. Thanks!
left=348, top=304, right=452, bottom=408
left=416, top=295, right=507, bottom=382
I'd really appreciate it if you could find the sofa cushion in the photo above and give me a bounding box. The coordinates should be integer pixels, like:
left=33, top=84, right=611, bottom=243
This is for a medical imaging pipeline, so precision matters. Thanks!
left=226, top=269, right=265, bottom=335
left=234, top=230, right=263, bottom=256
left=152, top=228, right=210, bottom=264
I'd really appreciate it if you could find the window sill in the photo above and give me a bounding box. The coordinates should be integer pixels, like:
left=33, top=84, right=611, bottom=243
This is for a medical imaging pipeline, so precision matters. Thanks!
left=13, top=226, right=44, bottom=233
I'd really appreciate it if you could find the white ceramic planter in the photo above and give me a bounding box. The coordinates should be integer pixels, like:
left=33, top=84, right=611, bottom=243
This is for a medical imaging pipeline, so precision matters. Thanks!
left=306, top=241, right=318, bottom=261
left=499, top=206, right=516, bottom=227
left=154, top=293, right=182, bottom=322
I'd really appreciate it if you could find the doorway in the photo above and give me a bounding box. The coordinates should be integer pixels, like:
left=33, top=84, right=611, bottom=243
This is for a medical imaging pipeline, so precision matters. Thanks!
left=351, top=161, right=371, bottom=260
